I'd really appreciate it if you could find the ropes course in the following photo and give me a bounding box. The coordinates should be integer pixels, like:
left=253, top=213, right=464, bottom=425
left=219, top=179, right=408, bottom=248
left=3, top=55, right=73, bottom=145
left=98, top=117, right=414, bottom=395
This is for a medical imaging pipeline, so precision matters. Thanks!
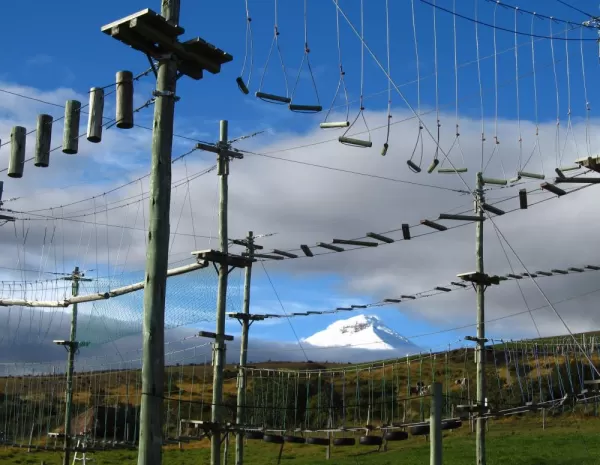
left=3, top=1, right=600, bottom=464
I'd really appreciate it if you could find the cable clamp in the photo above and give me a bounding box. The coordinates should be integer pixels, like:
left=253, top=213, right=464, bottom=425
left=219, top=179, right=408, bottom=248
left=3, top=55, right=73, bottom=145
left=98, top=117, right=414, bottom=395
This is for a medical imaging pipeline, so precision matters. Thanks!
left=152, top=90, right=180, bottom=102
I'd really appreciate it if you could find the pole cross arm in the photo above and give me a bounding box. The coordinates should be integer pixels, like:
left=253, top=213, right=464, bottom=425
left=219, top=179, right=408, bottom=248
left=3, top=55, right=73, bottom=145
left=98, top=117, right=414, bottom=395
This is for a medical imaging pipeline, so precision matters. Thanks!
left=199, top=330, right=234, bottom=341
left=101, top=9, right=232, bottom=80
left=456, top=271, right=500, bottom=286
left=227, top=312, right=266, bottom=321
left=191, top=249, right=253, bottom=268
left=195, top=142, right=244, bottom=160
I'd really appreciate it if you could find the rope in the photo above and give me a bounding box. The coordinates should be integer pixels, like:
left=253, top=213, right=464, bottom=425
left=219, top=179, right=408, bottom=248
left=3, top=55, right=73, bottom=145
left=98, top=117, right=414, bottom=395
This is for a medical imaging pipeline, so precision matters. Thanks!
left=550, top=20, right=561, bottom=168
left=340, top=0, right=371, bottom=145
left=514, top=7, right=523, bottom=173
left=382, top=0, right=392, bottom=155
left=322, top=0, right=349, bottom=125
left=475, top=0, right=485, bottom=172
left=408, top=0, right=424, bottom=169
left=432, top=0, right=441, bottom=165
left=256, top=0, right=289, bottom=103
left=237, top=0, right=254, bottom=92
left=580, top=27, right=592, bottom=157
left=289, top=0, right=321, bottom=111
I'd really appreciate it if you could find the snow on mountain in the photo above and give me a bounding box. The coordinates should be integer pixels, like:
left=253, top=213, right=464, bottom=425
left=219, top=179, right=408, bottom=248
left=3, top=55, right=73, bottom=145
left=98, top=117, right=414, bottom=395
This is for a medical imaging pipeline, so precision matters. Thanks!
left=302, top=314, right=419, bottom=352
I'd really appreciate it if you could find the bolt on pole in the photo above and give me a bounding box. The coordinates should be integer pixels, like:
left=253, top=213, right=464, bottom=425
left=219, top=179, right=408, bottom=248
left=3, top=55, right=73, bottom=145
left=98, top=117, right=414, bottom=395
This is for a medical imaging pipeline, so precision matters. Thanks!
left=475, top=172, right=486, bottom=465
left=236, top=231, right=254, bottom=465
left=211, top=120, right=230, bottom=465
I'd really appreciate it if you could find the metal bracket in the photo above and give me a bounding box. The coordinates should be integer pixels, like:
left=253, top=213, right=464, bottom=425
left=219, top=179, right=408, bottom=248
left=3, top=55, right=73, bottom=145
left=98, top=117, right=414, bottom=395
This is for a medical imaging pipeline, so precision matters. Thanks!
left=152, top=90, right=180, bottom=101
left=146, top=54, right=158, bottom=77
left=464, top=336, right=489, bottom=343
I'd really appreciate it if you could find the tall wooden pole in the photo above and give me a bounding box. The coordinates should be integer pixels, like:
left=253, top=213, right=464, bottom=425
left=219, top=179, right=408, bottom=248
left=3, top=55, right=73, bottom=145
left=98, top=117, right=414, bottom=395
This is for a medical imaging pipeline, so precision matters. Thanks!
left=475, top=172, right=486, bottom=465
left=137, top=2, right=180, bottom=465
left=211, top=120, right=230, bottom=465
left=430, top=382, right=442, bottom=465
left=235, top=231, right=254, bottom=465
left=62, top=267, right=81, bottom=465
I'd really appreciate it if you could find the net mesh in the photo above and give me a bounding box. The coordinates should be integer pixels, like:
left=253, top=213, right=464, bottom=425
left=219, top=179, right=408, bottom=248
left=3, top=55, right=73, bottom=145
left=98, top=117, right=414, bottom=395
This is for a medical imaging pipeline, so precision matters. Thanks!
left=73, top=265, right=243, bottom=345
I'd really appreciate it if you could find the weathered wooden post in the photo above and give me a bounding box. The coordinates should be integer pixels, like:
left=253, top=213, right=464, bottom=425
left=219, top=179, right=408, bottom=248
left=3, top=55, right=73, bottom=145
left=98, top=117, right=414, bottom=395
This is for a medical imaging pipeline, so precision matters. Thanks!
left=8, top=126, right=26, bottom=178
left=87, top=87, right=105, bottom=142
left=34, top=114, right=52, bottom=167
left=116, top=71, right=134, bottom=129
left=62, top=100, right=81, bottom=154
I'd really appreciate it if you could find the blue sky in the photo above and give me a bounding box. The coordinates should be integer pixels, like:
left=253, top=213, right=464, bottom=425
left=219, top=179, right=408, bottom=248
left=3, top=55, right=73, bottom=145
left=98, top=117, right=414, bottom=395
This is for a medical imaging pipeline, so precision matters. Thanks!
left=2, top=0, right=600, bottom=361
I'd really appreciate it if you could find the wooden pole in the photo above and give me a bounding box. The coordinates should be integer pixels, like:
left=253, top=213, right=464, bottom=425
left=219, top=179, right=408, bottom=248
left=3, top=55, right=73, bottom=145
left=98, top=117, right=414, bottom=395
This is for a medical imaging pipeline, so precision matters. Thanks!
left=116, top=71, right=134, bottom=129
left=87, top=88, right=104, bottom=143
left=430, top=382, right=442, bottom=465
left=235, top=231, right=254, bottom=465
left=63, top=267, right=81, bottom=465
left=137, top=2, right=180, bottom=465
left=475, top=172, right=486, bottom=465
left=211, top=120, right=230, bottom=465
left=34, top=114, right=52, bottom=167
left=62, top=100, right=81, bottom=155
left=8, top=126, right=26, bottom=178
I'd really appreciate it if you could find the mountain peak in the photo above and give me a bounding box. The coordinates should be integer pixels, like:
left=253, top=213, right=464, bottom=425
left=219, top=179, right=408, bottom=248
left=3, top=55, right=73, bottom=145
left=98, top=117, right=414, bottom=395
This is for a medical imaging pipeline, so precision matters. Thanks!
left=302, top=314, right=418, bottom=352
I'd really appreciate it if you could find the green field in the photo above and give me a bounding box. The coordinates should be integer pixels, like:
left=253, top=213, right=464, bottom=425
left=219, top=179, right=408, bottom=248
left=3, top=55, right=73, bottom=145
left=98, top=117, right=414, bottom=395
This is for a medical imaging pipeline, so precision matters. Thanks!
left=2, top=415, right=599, bottom=465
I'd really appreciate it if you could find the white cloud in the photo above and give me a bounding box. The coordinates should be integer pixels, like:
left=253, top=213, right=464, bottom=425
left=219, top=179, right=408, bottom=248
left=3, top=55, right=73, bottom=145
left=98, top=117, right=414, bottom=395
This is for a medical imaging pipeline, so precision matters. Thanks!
left=0, top=78, right=599, bottom=355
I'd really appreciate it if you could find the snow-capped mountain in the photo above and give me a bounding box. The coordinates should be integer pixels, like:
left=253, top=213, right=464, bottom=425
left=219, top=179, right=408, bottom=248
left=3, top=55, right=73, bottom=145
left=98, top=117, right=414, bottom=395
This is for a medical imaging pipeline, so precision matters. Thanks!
left=302, top=314, right=419, bottom=352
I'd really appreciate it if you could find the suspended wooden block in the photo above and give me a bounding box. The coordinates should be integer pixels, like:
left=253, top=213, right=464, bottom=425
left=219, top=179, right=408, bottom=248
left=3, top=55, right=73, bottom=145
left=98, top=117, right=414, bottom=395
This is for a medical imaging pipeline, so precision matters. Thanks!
left=34, top=114, right=52, bottom=167
left=381, top=143, right=388, bottom=156
left=481, top=177, right=507, bottom=186
left=402, top=224, right=411, bottom=240
left=406, top=159, right=421, bottom=173
left=255, top=92, right=290, bottom=104
left=508, top=175, right=521, bottom=184
left=320, top=121, right=349, bottom=129
left=541, top=182, right=566, bottom=196
left=62, top=100, right=81, bottom=155
left=338, top=136, right=372, bottom=148
left=317, top=242, right=344, bottom=252
left=0, top=181, right=3, bottom=201
left=366, top=232, right=394, bottom=243
left=438, top=167, right=467, bottom=173
left=236, top=77, right=249, bottom=95
left=559, top=165, right=580, bottom=172
left=289, top=104, right=322, bottom=113
left=555, top=168, right=565, bottom=178
left=427, top=158, right=439, bottom=173
left=518, top=171, right=545, bottom=180
left=8, top=126, right=26, bottom=178
left=300, top=244, right=313, bottom=257
left=482, top=203, right=505, bottom=216
left=116, top=70, right=134, bottom=129
left=332, top=239, right=378, bottom=247
left=519, top=189, right=527, bottom=209
left=87, top=87, right=105, bottom=143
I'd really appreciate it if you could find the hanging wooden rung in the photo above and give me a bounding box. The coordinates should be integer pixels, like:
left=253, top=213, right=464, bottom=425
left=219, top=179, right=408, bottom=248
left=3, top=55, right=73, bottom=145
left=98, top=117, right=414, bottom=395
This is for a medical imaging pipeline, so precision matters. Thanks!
left=559, top=165, right=580, bottom=172
left=338, top=136, right=372, bottom=148
left=116, top=71, right=134, bottom=129
left=508, top=176, right=521, bottom=184
left=518, top=171, right=545, bottom=180
left=300, top=245, right=313, bottom=257
left=519, top=189, right=527, bottom=209
left=320, top=121, right=350, bottom=129
left=407, top=160, right=421, bottom=173
left=438, top=167, right=467, bottom=173
left=427, top=158, right=439, bottom=173
left=255, top=92, right=291, bottom=104
left=541, top=182, right=566, bottom=196
left=555, top=168, right=565, bottom=178
left=289, top=104, right=322, bottom=113
left=402, top=224, right=411, bottom=240
left=8, top=126, right=26, bottom=178
left=236, top=77, right=249, bottom=95
left=381, top=143, right=388, bottom=156
left=481, top=177, right=507, bottom=186
left=87, top=87, right=105, bottom=143
left=34, top=114, right=52, bottom=167
left=63, top=100, right=81, bottom=155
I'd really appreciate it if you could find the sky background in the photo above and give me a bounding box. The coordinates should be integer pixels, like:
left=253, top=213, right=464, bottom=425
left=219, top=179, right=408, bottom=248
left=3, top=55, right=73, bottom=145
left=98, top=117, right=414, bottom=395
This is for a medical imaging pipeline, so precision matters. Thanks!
left=1, top=0, right=600, bottom=367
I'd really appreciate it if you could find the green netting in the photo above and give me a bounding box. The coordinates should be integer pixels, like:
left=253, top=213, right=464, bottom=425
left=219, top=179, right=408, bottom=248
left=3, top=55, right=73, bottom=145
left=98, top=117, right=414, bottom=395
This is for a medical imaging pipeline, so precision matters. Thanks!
left=76, top=266, right=243, bottom=345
